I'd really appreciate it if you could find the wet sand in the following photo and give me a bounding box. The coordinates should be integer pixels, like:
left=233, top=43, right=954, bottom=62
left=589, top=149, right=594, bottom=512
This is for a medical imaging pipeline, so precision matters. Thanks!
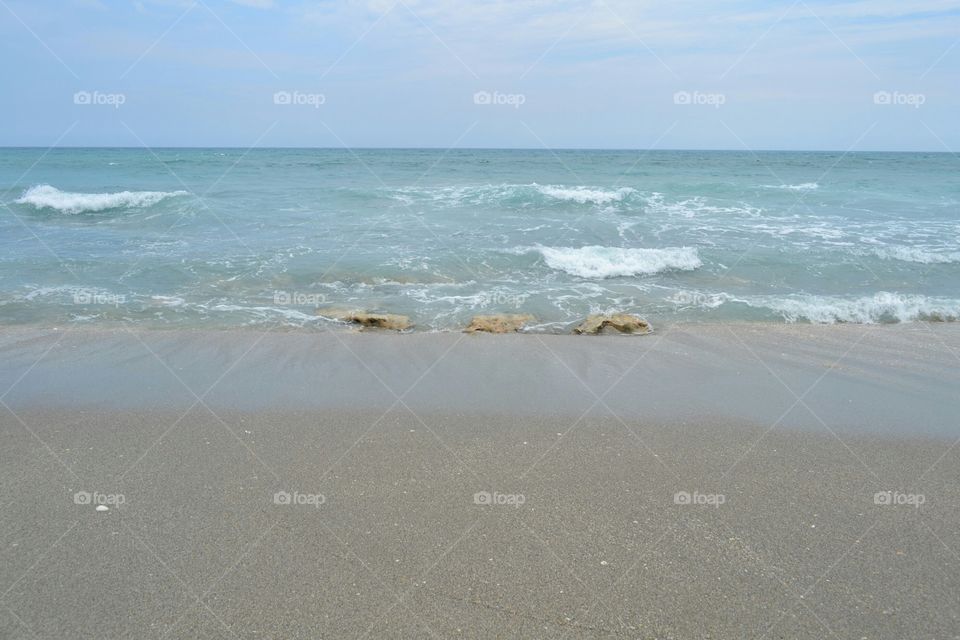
left=1, top=324, right=959, bottom=638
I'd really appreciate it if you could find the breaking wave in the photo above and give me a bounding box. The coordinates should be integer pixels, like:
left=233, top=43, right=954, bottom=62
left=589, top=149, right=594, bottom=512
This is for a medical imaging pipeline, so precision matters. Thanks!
left=16, top=185, right=189, bottom=214
left=746, top=293, right=960, bottom=324
left=387, top=183, right=639, bottom=208
left=762, top=182, right=819, bottom=191
left=534, top=245, right=702, bottom=278
left=870, top=246, right=960, bottom=264
left=534, top=185, right=636, bottom=205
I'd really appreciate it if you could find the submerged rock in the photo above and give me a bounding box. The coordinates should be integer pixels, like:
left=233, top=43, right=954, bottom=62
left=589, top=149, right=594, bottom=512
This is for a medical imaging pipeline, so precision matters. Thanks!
left=464, top=314, right=535, bottom=334
left=319, top=310, right=412, bottom=331
left=351, top=313, right=411, bottom=331
left=574, top=313, right=651, bottom=335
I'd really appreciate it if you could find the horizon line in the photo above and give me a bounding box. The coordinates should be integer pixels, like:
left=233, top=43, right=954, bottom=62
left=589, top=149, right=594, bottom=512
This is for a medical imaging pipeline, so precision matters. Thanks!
left=0, top=146, right=952, bottom=154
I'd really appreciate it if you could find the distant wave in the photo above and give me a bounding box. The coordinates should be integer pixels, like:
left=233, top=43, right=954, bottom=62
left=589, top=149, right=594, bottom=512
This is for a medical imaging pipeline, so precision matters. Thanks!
left=534, top=185, right=636, bottom=205
left=746, top=293, right=960, bottom=324
left=16, top=185, right=189, bottom=214
left=870, top=246, right=960, bottom=264
left=534, top=245, right=702, bottom=278
left=762, top=183, right=819, bottom=191
left=388, top=183, right=639, bottom=208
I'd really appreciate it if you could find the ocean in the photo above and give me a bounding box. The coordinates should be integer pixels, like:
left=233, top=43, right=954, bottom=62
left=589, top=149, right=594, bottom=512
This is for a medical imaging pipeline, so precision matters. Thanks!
left=2, top=148, right=958, bottom=331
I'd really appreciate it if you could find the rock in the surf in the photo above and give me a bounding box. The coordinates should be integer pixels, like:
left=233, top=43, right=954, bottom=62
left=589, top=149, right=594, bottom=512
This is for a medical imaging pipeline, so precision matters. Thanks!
left=464, top=314, right=535, bottom=334
left=320, top=310, right=412, bottom=331
left=574, top=313, right=651, bottom=335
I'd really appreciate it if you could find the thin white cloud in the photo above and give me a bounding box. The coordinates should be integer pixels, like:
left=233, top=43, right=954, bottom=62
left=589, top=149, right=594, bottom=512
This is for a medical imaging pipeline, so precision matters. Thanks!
left=70, top=0, right=108, bottom=10
left=229, top=0, right=276, bottom=8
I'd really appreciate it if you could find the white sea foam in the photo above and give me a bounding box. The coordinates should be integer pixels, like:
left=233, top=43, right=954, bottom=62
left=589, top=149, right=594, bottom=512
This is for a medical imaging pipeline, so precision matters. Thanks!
left=762, top=183, right=819, bottom=191
left=666, top=290, right=733, bottom=309
left=390, top=183, right=638, bottom=207
left=535, top=185, right=636, bottom=205
left=149, top=295, right=186, bottom=307
left=871, top=246, right=960, bottom=264
left=641, top=193, right=762, bottom=218
left=16, top=185, right=188, bottom=214
left=745, top=293, right=960, bottom=324
left=208, top=304, right=323, bottom=326
left=21, top=285, right=118, bottom=302
left=535, top=245, right=702, bottom=278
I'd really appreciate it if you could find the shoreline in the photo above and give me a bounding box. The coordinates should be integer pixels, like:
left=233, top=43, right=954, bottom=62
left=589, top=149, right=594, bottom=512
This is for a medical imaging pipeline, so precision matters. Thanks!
left=2, top=321, right=958, bottom=435
left=2, top=315, right=958, bottom=333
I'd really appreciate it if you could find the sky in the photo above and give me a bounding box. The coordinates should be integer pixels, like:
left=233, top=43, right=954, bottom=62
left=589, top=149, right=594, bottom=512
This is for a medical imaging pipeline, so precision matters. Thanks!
left=1, top=0, right=958, bottom=150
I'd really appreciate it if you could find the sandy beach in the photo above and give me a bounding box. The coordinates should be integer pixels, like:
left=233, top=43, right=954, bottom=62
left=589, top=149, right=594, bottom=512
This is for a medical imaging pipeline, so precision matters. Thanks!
left=5, top=0, right=959, bottom=636
left=2, top=324, right=959, bottom=638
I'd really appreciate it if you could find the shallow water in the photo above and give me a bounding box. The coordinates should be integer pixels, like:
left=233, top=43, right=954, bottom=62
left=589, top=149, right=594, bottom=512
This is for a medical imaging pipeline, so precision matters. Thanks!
left=2, top=148, right=958, bottom=330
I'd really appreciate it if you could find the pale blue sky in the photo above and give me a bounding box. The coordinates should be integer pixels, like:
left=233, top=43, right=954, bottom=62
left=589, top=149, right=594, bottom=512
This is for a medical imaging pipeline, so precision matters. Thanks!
left=1, top=0, right=958, bottom=150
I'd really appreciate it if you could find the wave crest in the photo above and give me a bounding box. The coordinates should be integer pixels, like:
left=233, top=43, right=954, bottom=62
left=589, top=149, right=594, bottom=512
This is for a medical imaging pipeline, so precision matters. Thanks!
left=534, top=185, right=636, bottom=205
left=387, top=183, right=638, bottom=208
left=871, top=246, right=960, bottom=264
left=749, top=293, right=960, bottom=324
left=16, top=185, right=189, bottom=214
left=535, top=245, right=702, bottom=278
left=762, top=182, right=819, bottom=191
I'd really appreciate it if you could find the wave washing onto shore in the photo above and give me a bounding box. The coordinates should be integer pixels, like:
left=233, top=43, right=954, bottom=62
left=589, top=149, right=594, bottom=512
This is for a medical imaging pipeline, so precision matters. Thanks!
left=16, top=185, right=189, bottom=214
left=6, top=283, right=959, bottom=331
left=535, top=246, right=702, bottom=278
left=747, top=293, right=960, bottom=324
left=870, top=246, right=960, bottom=264
left=2, top=149, right=958, bottom=331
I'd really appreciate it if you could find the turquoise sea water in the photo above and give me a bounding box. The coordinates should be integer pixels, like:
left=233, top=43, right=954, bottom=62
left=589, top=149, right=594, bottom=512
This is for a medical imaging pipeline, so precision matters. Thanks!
left=1, top=148, right=958, bottom=331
